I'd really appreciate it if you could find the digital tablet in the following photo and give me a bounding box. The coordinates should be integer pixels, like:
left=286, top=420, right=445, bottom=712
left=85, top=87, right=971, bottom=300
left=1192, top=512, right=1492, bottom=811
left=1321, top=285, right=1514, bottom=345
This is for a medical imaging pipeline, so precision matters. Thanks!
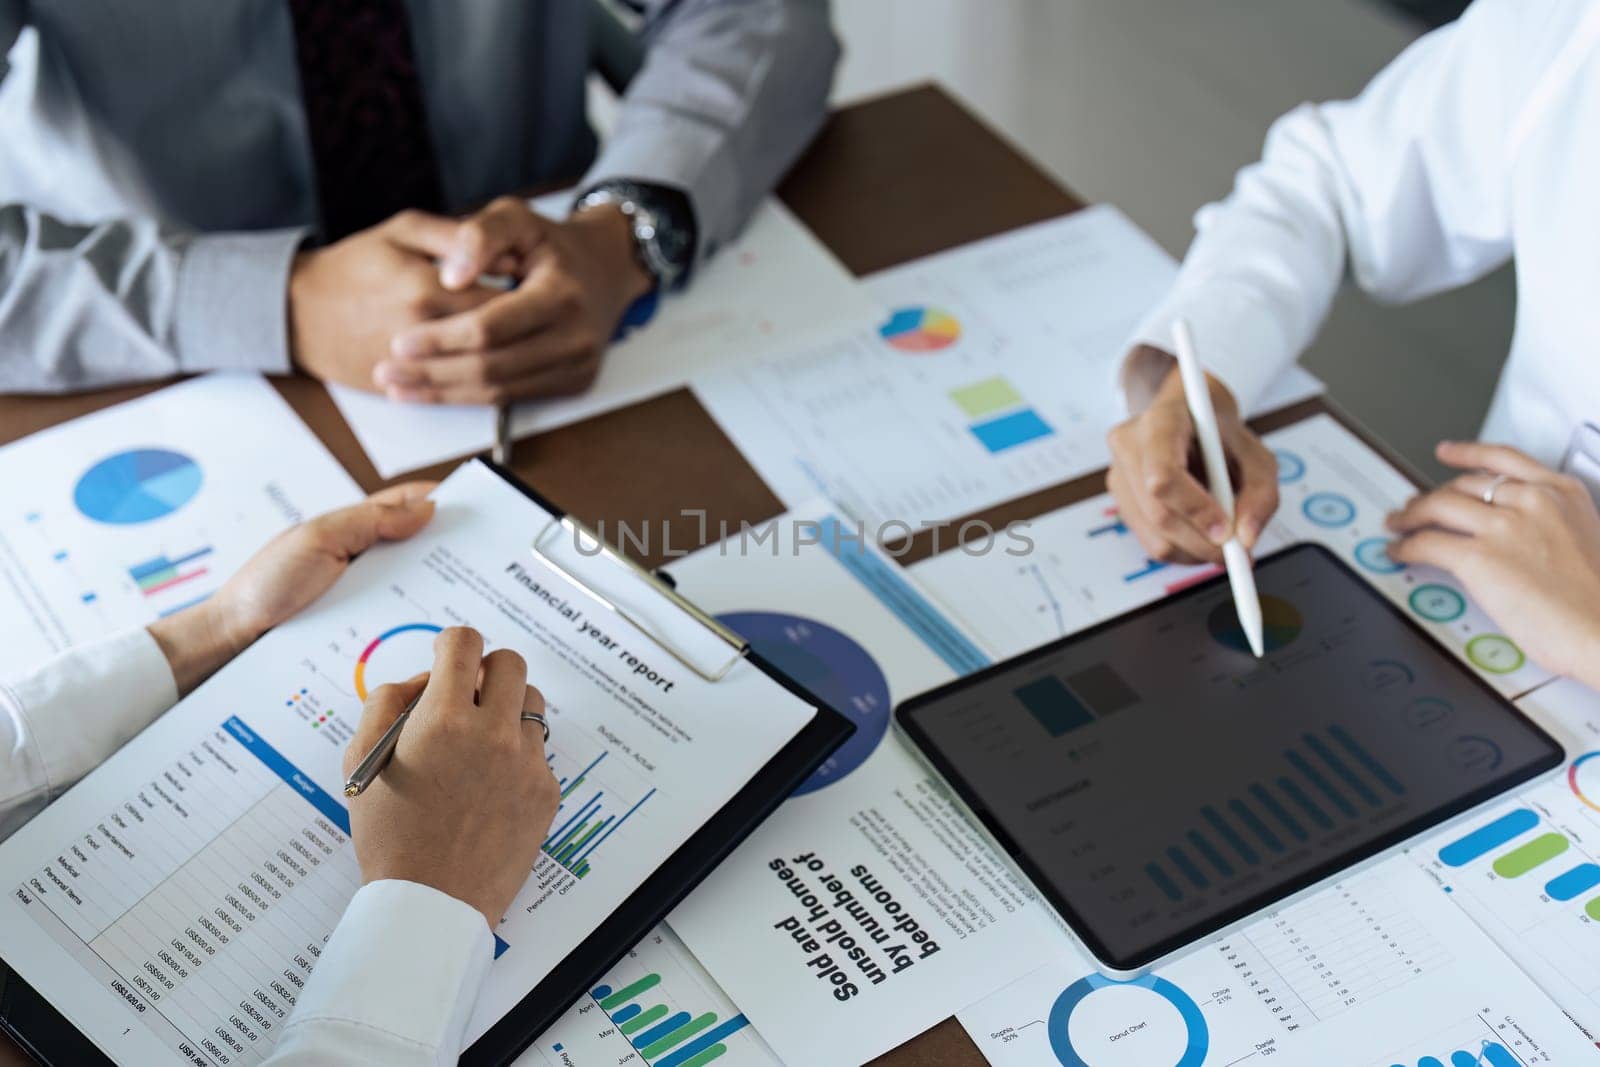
left=896, top=542, right=1565, bottom=976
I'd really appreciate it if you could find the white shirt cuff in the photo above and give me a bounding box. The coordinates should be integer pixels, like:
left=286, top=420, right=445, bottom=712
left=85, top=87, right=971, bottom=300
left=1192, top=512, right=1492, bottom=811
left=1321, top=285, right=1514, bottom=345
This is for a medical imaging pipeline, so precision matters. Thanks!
left=2, top=627, right=178, bottom=799
left=273, top=880, right=493, bottom=1065
left=1120, top=282, right=1300, bottom=415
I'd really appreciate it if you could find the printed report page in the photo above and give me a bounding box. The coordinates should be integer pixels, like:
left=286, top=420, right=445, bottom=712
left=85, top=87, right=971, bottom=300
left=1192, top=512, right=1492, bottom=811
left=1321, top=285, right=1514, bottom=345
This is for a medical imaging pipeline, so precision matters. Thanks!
left=0, top=460, right=817, bottom=1066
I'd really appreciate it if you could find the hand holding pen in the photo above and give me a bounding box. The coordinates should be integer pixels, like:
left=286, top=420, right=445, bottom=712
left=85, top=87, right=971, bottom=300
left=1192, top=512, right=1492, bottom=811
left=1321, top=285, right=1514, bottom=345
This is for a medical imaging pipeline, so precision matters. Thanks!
left=342, top=626, right=558, bottom=928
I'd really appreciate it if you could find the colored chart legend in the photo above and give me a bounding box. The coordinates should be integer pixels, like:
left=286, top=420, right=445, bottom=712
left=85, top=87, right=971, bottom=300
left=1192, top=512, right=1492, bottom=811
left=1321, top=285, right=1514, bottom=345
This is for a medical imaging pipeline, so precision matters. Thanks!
left=591, top=974, right=751, bottom=1067
left=543, top=749, right=655, bottom=880
left=879, top=305, right=962, bottom=352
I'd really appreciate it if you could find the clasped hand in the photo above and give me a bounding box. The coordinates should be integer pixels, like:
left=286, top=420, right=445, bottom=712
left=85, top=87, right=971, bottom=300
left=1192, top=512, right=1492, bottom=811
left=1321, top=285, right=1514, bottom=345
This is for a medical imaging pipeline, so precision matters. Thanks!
left=290, top=197, right=654, bottom=405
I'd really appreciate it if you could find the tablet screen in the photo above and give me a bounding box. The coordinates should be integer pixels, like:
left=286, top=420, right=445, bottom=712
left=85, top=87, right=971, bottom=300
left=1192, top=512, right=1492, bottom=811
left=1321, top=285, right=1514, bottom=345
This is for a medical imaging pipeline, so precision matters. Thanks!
left=898, top=543, right=1563, bottom=971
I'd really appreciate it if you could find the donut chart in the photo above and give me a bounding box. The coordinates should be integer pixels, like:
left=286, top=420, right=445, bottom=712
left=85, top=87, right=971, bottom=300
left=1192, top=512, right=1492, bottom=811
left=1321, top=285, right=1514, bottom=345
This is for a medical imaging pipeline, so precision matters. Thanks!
left=1568, top=752, right=1600, bottom=813
left=1301, top=491, right=1356, bottom=528
left=353, top=623, right=444, bottom=700
left=879, top=306, right=962, bottom=352
left=1466, top=634, right=1525, bottom=675
left=1409, top=584, right=1466, bottom=623
left=1274, top=449, right=1306, bottom=483
left=719, top=611, right=891, bottom=796
left=1047, top=973, right=1209, bottom=1067
left=1353, top=537, right=1405, bottom=574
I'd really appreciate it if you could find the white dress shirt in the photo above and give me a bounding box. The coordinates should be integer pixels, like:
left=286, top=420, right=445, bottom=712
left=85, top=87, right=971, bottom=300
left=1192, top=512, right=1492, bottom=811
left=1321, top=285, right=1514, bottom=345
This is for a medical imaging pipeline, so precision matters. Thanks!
left=1122, top=0, right=1600, bottom=468
left=0, top=630, right=492, bottom=1065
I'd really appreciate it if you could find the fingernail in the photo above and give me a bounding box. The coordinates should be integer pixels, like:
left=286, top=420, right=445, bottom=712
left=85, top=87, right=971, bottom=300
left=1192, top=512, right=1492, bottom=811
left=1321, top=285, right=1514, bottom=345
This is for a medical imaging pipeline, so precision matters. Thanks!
left=442, top=257, right=475, bottom=287
left=374, top=361, right=419, bottom=387
left=1207, top=522, right=1230, bottom=544
left=1237, top=519, right=1258, bottom=544
left=390, top=334, right=426, bottom=360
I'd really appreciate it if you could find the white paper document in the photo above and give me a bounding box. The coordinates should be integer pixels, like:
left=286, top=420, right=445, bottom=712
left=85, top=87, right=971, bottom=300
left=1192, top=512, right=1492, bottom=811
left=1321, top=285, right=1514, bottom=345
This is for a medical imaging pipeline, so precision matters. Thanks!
left=329, top=199, right=879, bottom=478
left=526, top=924, right=779, bottom=1067
left=692, top=205, right=1323, bottom=528
left=913, top=413, right=1555, bottom=698
left=1412, top=678, right=1600, bottom=1043
left=659, top=506, right=1074, bottom=1066
left=957, top=858, right=1599, bottom=1066
left=0, top=374, right=361, bottom=677
left=0, top=461, right=818, bottom=1065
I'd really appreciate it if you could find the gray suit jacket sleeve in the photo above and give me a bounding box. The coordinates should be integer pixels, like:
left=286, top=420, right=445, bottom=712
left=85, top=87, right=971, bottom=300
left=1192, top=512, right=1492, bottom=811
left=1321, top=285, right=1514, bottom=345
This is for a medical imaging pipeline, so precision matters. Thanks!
left=0, top=9, right=306, bottom=394
left=581, top=0, right=839, bottom=264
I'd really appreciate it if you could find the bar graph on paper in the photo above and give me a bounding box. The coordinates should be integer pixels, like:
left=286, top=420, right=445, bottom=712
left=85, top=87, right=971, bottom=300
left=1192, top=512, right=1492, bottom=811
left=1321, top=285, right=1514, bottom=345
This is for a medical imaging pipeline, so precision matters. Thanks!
left=543, top=747, right=656, bottom=880
left=128, top=544, right=215, bottom=617
left=1422, top=770, right=1600, bottom=1035
left=540, top=927, right=777, bottom=1067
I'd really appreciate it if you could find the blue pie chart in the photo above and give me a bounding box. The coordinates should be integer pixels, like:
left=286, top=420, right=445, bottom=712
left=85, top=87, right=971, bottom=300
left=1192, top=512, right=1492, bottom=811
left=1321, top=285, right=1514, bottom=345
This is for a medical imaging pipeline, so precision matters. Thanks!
left=719, top=611, right=891, bottom=796
left=74, top=449, right=203, bottom=525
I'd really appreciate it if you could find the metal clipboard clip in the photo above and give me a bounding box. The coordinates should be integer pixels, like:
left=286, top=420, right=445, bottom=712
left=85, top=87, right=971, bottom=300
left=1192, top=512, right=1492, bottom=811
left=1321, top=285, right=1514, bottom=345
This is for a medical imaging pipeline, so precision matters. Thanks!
left=531, top=515, right=749, bottom=682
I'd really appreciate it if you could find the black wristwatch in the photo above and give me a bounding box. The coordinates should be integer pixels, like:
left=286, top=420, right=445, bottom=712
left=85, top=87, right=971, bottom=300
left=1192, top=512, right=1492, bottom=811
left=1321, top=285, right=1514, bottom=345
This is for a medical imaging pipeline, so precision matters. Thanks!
left=574, top=180, right=697, bottom=290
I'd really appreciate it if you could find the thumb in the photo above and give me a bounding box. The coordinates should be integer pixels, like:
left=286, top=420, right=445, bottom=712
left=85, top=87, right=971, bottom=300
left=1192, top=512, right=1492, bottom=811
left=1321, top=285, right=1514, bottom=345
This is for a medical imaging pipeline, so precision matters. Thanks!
left=369, top=482, right=438, bottom=543
left=311, top=484, right=437, bottom=560
left=345, top=673, right=429, bottom=779
left=384, top=210, right=463, bottom=260
left=438, top=199, right=548, bottom=289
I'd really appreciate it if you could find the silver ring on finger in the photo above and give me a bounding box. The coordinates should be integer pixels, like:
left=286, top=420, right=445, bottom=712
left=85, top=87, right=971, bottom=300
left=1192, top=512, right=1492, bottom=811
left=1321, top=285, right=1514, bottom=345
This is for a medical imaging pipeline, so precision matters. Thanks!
left=1481, top=473, right=1512, bottom=506
left=521, top=711, right=550, bottom=742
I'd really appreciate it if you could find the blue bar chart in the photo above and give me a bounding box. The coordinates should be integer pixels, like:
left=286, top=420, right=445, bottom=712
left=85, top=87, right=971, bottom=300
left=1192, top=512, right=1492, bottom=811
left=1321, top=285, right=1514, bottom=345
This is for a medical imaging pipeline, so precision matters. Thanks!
left=542, top=749, right=655, bottom=880
left=1142, top=726, right=1406, bottom=905
left=1435, top=806, right=1600, bottom=920
left=590, top=973, right=751, bottom=1067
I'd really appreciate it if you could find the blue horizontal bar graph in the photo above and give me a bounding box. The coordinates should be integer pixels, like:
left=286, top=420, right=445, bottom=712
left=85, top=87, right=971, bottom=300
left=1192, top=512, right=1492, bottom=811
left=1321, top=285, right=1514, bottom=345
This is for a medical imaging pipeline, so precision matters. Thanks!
left=612, top=1003, right=642, bottom=1025
left=1545, top=863, right=1600, bottom=902
left=635, top=1011, right=692, bottom=1047
left=1439, top=809, right=1539, bottom=867
left=654, top=1014, right=751, bottom=1067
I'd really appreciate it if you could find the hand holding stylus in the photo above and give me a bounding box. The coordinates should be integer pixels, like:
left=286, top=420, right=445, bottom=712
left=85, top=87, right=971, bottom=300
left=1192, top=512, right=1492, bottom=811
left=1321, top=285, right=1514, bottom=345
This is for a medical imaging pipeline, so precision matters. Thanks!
left=1171, top=319, right=1265, bottom=658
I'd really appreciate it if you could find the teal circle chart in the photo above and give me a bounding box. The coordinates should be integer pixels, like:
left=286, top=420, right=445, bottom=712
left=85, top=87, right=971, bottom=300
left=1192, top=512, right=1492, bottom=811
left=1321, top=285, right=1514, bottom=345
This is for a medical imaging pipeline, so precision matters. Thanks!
left=718, top=611, right=891, bottom=796
left=1274, top=449, right=1306, bottom=483
left=1301, top=491, right=1356, bottom=527
left=73, top=448, right=202, bottom=524
left=1409, top=584, right=1466, bottom=623
left=1353, top=536, right=1405, bottom=573
left=1048, top=973, right=1209, bottom=1067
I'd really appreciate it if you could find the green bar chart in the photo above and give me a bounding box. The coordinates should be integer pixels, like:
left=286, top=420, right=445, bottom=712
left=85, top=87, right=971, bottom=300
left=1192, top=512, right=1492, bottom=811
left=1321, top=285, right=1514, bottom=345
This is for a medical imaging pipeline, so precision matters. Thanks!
left=586, top=972, right=751, bottom=1066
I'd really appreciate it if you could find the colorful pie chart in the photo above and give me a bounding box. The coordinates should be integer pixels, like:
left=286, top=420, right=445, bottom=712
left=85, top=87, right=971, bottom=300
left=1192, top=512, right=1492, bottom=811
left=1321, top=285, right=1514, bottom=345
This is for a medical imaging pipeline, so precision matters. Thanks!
left=719, top=611, right=891, bottom=796
left=1207, top=594, right=1302, bottom=654
left=73, top=448, right=203, bottom=525
left=879, top=306, right=962, bottom=352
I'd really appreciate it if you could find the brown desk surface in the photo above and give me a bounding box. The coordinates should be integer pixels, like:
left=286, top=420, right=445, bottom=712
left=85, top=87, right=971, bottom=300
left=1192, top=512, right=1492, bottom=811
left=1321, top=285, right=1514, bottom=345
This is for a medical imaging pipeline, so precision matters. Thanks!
left=0, top=84, right=1355, bottom=1067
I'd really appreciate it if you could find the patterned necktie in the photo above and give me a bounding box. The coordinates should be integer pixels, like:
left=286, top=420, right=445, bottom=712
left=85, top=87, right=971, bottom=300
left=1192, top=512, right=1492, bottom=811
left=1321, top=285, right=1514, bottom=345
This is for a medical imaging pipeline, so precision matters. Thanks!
left=287, top=0, right=446, bottom=241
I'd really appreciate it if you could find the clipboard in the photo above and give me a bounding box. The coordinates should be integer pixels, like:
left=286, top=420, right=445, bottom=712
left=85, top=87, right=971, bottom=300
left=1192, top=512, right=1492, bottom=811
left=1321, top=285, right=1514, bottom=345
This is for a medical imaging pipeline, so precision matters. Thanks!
left=0, top=460, right=855, bottom=1067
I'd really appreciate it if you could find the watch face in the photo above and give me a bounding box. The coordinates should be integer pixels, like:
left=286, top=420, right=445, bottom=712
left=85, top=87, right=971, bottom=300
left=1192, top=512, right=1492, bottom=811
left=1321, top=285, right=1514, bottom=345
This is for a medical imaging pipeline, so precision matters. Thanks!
left=581, top=181, right=696, bottom=284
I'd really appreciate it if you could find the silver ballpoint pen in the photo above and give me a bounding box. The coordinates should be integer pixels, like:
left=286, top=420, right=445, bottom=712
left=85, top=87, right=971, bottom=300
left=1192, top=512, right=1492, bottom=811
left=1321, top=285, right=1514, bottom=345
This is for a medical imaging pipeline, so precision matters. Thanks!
left=493, top=403, right=513, bottom=465
left=343, top=691, right=424, bottom=797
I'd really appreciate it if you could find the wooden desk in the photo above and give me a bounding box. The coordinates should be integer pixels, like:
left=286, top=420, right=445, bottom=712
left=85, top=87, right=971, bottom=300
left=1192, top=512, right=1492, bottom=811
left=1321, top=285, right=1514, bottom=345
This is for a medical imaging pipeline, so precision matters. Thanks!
left=0, top=84, right=1364, bottom=1067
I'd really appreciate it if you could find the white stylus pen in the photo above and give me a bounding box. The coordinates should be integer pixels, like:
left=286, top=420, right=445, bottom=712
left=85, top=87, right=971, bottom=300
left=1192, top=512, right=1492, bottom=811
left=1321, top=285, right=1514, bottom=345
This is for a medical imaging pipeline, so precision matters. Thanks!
left=1171, top=318, right=1265, bottom=658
